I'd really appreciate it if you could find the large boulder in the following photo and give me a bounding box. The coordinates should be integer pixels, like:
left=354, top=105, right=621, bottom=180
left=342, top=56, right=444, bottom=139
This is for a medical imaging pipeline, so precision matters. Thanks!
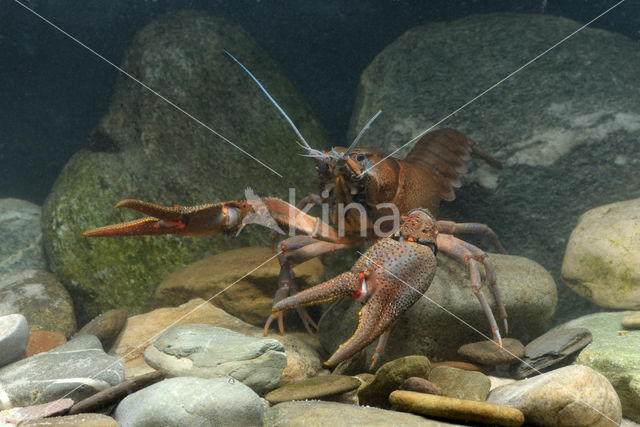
left=347, top=13, right=640, bottom=322
left=42, top=11, right=330, bottom=323
left=0, top=198, right=46, bottom=275
left=557, top=311, right=640, bottom=422
left=561, top=198, right=640, bottom=308
left=319, top=253, right=556, bottom=367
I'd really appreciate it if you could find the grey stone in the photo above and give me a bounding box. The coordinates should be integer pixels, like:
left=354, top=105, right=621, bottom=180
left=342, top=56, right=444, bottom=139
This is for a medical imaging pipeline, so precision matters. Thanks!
left=319, top=253, right=556, bottom=367
left=512, top=327, right=592, bottom=379
left=0, top=334, right=124, bottom=409
left=144, top=324, right=287, bottom=395
left=0, top=313, right=28, bottom=367
left=346, top=13, right=640, bottom=323
left=487, top=365, right=621, bottom=427
left=562, top=198, right=640, bottom=309
left=113, top=376, right=263, bottom=427
left=0, top=198, right=46, bottom=275
left=0, top=270, right=76, bottom=337
left=264, top=400, right=458, bottom=426
left=557, top=311, right=640, bottom=422
left=428, top=366, right=490, bottom=402
left=41, top=10, right=329, bottom=324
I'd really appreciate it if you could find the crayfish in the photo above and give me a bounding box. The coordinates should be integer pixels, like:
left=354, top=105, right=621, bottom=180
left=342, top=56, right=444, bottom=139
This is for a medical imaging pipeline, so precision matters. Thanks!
left=84, top=52, right=508, bottom=368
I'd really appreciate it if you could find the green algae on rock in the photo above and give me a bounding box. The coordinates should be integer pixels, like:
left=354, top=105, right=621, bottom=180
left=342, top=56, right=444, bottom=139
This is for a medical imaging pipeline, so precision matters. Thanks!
left=42, top=11, right=330, bottom=323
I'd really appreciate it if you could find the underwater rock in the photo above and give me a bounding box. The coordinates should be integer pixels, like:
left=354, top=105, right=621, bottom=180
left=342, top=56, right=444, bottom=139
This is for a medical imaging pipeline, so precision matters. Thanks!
left=113, top=376, right=263, bottom=426
left=24, top=330, right=67, bottom=357
left=144, top=324, right=287, bottom=395
left=155, top=247, right=324, bottom=326
left=74, top=309, right=128, bottom=351
left=0, top=398, right=74, bottom=425
left=622, top=311, right=640, bottom=329
left=0, top=270, right=76, bottom=337
left=357, top=355, right=431, bottom=409
left=511, top=327, right=592, bottom=379
left=264, top=400, right=454, bottom=426
left=41, top=10, right=330, bottom=324
left=319, top=253, right=556, bottom=367
left=428, top=366, right=491, bottom=402
left=400, top=377, right=441, bottom=396
left=430, top=361, right=488, bottom=373
left=557, top=311, right=640, bottom=422
left=111, top=298, right=322, bottom=384
left=348, top=13, right=640, bottom=324
left=457, top=338, right=524, bottom=366
left=0, top=313, right=28, bottom=367
left=562, top=198, right=640, bottom=309
left=0, top=335, right=124, bottom=409
left=265, top=375, right=361, bottom=404
left=17, top=414, right=119, bottom=427
left=487, top=365, right=621, bottom=426
left=390, top=390, right=524, bottom=427
left=0, top=198, right=46, bottom=275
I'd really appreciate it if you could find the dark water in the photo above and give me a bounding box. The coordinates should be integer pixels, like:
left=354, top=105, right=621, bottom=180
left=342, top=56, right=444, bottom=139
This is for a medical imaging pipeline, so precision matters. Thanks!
left=1, top=0, right=638, bottom=204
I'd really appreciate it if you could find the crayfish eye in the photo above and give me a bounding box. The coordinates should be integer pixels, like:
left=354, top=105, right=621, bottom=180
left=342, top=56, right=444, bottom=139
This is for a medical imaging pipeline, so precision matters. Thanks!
left=356, top=153, right=366, bottom=161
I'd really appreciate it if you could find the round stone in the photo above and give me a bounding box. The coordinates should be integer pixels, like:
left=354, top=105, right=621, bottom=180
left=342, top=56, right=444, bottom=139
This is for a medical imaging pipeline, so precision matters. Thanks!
left=0, top=313, right=29, bottom=367
left=400, top=377, right=441, bottom=396
left=428, top=366, right=491, bottom=402
left=458, top=338, right=524, bottom=366
left=74, top=309, right=128, bottom=351
left=265, top=375, right=361, bottom=403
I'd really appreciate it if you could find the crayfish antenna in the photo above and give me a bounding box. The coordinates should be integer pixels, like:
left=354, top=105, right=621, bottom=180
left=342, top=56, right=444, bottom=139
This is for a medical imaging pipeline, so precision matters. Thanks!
left=224, top=50, right=317, bottom=154
left=345, top=108, right=383, bottom=156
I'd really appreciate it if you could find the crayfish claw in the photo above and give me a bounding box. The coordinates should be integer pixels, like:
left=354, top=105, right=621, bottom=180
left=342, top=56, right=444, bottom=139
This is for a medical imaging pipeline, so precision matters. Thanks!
left=264, top=312, right=285, bottom=336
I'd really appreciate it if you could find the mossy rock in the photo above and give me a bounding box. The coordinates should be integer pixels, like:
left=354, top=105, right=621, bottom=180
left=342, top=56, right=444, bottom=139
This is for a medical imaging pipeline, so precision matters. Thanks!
left=42, top=11, right=330, bottom=324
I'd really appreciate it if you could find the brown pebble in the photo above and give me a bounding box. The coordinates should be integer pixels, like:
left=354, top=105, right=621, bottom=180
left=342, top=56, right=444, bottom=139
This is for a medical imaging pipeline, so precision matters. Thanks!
left=400, top=377, right=441, bottom=395
left=24, top=330, right=67, bottom=357
left=75, top=309, right=128, bottom=351
left=458, top=338, right=525, bottom=366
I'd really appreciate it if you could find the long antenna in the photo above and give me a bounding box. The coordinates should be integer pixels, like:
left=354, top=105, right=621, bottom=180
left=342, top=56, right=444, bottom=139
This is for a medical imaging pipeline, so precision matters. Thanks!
left=345, top=109, right=383, bottom=155
left=224, top=50, right=312, bottom=151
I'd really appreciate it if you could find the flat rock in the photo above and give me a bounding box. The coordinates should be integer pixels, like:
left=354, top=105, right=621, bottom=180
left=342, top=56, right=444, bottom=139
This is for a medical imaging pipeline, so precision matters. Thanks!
left=74, top=309, right=128, bottom=351
left=264, top=400, right=459, bottom=426
left=0, top=334, right=124, bottom=409
left=512, top=327, right=592, bottom=379
left=400, top=377, right=441, bottom=396
left=622, top=311, right=640, bottom=329
left=0, top=398, right=73, bottom=424
left=430, top=361, right=488, bottom=373
left=17, top=414, right=118, bottom=427
left=487, top=365, right=621, bottom=426
left=144, top=324, right=287, bottom=394
left=25, top=330, right=67, bottom=357
left=42, top=10, right=329, bottom=324
left=113, top=376, right=263, bottom=426
left=0, top=198, right=46, bottom=275
left=562, top=198, right=640, bottom=308
left=155, top=247, right=324, bottom=326
left=0, top=270, right=76, bottom=337
left=347, top=12, right=640, bottom=324
left=357, top=355, right=431, bottom=409
left=265, top=375, right=361, bottom=403
left=0, top=313, right=28, bottom=367
left=390, top=390, right=524, bottom=427
left=319, top=254, right=555, bottom=369
left=428, top=366, right=490, bottom=401
left=557, top=311, right=640, bottom=421
left=457, top=338, right=524, bottom=366
left=111, top=298, right=322, bottom=385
